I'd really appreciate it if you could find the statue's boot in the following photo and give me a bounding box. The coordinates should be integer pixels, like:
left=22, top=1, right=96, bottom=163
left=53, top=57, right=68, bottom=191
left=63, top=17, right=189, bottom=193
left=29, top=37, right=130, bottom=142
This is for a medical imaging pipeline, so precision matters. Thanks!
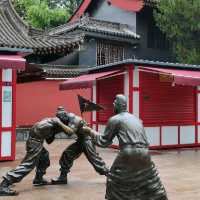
left=51, top=171, right=68, bottom=185
left=0, top=178, right=18, bottom=196
left=33, top=173, right=48, bottom=186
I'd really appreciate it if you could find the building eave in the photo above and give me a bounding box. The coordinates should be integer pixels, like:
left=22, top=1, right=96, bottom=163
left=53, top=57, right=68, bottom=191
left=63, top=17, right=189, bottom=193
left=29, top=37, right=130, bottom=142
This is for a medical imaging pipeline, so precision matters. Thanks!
left=17, top=63, right=89, bottom=83
left=0, top=47, right=33, bottom=54
left=88, top=59, right=200, bottom=73
left=48, top=17, right=140, bottom=41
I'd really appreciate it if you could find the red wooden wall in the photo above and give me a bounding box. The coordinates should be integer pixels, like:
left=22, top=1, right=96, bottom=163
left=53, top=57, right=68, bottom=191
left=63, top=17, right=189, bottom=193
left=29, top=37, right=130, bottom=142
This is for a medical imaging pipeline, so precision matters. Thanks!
left=97, top=75, right=124, bottom=123
left=16, top=80, right=91, bottom=127
left=140, top=72, right=196, bottom=126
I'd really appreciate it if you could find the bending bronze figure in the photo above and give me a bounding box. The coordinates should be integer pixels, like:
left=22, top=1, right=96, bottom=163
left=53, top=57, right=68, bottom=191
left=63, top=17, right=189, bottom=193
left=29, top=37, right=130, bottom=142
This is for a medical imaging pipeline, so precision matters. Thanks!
left=83, top=94, right=168, bottom=200
left=0, top=109, right=74, bottom=196
left=51, top=107, right=108, bottom=184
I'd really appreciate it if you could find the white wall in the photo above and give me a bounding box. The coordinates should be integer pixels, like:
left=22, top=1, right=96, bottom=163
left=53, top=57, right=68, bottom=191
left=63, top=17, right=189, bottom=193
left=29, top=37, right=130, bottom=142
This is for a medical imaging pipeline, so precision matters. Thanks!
left=180, top=126, right=195, bottom=144
left=2, top=69, right=12, bottom=82
left=1, top=132, right=11, bottom=157
left=93, top=1, right=136, bottom=31
left=162, top=126, right=178, bottom=145
left=124, top=71, right=129, bottom=111
left=145, top=127, right=160, bottom=146
left=2, top=86, right=12, bottom=127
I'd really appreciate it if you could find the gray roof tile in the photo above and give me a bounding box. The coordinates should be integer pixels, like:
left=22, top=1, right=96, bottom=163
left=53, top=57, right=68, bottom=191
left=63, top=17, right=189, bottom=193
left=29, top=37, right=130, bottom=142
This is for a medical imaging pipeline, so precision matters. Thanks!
left=48, top=16, right=140, bottom=40
left=28, top=63, right=88, bottom=78
left=0, top=0, right=82, bottom=54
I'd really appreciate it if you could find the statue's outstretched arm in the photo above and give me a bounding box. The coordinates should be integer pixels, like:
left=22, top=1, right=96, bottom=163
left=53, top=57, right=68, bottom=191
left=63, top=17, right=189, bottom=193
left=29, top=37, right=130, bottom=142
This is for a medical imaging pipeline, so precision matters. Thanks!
left=82, top=118, right=117, bottom=147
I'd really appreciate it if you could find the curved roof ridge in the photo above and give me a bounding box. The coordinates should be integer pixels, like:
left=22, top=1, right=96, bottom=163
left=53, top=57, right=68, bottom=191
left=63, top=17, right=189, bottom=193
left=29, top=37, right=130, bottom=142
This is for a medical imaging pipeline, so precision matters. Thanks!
left=47, top=16, right=140, bottom=39
left=0, top=0, right=43, bottom=36
left=0, top=0, right=82, bottom=55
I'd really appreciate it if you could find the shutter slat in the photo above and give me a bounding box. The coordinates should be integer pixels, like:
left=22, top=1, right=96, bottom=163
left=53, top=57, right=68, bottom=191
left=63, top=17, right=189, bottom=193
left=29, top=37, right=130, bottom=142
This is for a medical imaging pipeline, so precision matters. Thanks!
left=97, top=75, right=124, bottom=122
left=140, top=72, right=195, bottom=125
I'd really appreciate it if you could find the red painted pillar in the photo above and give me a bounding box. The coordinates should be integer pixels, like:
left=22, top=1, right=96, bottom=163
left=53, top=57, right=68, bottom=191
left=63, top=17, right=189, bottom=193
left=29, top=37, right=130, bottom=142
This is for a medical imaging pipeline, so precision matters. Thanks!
left=0, top=68, right=15, bottom=160
left=196, top=86, right=200, bottom=144
left=128, top=65, right=133, bottom=114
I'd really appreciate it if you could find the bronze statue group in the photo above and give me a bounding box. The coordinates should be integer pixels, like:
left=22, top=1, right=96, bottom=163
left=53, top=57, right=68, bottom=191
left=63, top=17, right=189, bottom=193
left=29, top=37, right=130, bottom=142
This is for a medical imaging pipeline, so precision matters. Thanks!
left=0, top=94, right=168, bottom=200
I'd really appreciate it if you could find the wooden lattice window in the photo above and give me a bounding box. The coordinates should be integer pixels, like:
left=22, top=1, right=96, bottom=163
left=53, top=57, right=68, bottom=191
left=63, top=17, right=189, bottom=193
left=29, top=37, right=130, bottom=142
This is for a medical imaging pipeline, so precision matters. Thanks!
left=97, top=41, right=125, bottom=65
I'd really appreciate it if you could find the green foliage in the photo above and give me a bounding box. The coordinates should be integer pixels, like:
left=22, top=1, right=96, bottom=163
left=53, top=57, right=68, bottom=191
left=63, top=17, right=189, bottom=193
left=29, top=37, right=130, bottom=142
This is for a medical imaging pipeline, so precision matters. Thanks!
left=154, top=0, right=200, bottom=64
left=13, top=0, right=37, bottom=17
left=26, top=2, right=70, bottom=29
left=50, top=0, right=83, bottom=14
left=12, top=0, right=83, bottom=29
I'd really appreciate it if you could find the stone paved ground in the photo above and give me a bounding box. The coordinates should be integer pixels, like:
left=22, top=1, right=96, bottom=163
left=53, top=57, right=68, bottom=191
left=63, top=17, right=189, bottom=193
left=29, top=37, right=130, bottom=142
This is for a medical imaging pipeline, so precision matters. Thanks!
left=0, top=140, right=200, bottom=200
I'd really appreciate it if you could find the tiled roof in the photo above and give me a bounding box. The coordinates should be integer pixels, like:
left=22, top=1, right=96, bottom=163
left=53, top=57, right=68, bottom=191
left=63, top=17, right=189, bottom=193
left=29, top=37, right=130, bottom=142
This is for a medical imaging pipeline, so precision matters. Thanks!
left=41, top=64, right=88, bottom=78
left=24, top=63, right=88, bottom=79
left=88, top=59, right=200, bottom=72
left=48, top=16, right=140, bottom=40
left=0, top=0, right=82, bottom=55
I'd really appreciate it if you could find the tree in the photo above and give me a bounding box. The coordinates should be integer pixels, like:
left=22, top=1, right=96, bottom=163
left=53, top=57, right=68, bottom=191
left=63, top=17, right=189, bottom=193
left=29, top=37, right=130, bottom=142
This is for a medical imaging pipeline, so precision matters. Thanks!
left=13, top=0, right=36, bottom=17
left=154, top=0, right=200, bottom=64
left=26, top=2, right=70, bottom=29
left=49, top=0, right=83, bottom=14
left=12, top=0, right=82, bottom=29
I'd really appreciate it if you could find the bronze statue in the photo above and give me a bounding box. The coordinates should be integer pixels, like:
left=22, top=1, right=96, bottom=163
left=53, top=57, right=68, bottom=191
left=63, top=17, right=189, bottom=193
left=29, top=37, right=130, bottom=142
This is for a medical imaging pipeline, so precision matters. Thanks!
left=83, top=94, right=168, bottom=200
left=0, top=108, right=74, bottom=196
left=51, top=107, right=108, bottom=184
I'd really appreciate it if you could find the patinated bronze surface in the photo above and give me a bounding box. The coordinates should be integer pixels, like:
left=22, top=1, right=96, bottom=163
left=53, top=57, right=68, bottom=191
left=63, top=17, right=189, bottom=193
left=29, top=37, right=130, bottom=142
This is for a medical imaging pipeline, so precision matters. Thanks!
left=0, top=112, right=73, bottom=196
left=88, top=94, right=168, bottom=200
left=51, top=108, right=108, bottom=184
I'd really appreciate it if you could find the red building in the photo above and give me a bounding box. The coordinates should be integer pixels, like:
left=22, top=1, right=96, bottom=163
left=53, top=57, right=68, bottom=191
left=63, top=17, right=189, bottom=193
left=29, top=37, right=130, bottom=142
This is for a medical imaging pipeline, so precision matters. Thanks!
left=49, top=0, right=200, bottom=150
left=0, top=0, right=82, bottom=127
left=60, top=60, right=200, bottom=149
left=0, top=0, right=81, bottom=160
left=0, top=55, right=26, bottom=160
left=0, top=0, right=198, bottom=152
left=17, top=0, right=170, bottom=127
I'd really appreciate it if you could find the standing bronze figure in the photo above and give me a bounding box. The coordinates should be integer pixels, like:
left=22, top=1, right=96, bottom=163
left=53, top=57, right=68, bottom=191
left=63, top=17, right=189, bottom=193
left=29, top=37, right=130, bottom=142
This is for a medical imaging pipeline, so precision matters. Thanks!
left=84, top=94, right=168, bottom=200
left=51, top=107, right=109, bottom=184
left=0, top=109, right=74, bottom=196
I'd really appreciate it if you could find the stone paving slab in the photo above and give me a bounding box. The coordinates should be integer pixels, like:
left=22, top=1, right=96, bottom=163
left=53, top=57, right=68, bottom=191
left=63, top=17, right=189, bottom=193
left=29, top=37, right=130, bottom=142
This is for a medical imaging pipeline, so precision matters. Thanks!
left=0, top=140, right=200, bottom=200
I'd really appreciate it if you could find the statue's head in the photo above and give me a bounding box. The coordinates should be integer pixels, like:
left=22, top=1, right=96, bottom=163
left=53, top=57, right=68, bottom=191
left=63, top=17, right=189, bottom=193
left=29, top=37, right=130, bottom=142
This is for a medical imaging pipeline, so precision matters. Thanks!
left=113, top=94, right=127, bottom=114
left=56, top=106, right=69, bottom=124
